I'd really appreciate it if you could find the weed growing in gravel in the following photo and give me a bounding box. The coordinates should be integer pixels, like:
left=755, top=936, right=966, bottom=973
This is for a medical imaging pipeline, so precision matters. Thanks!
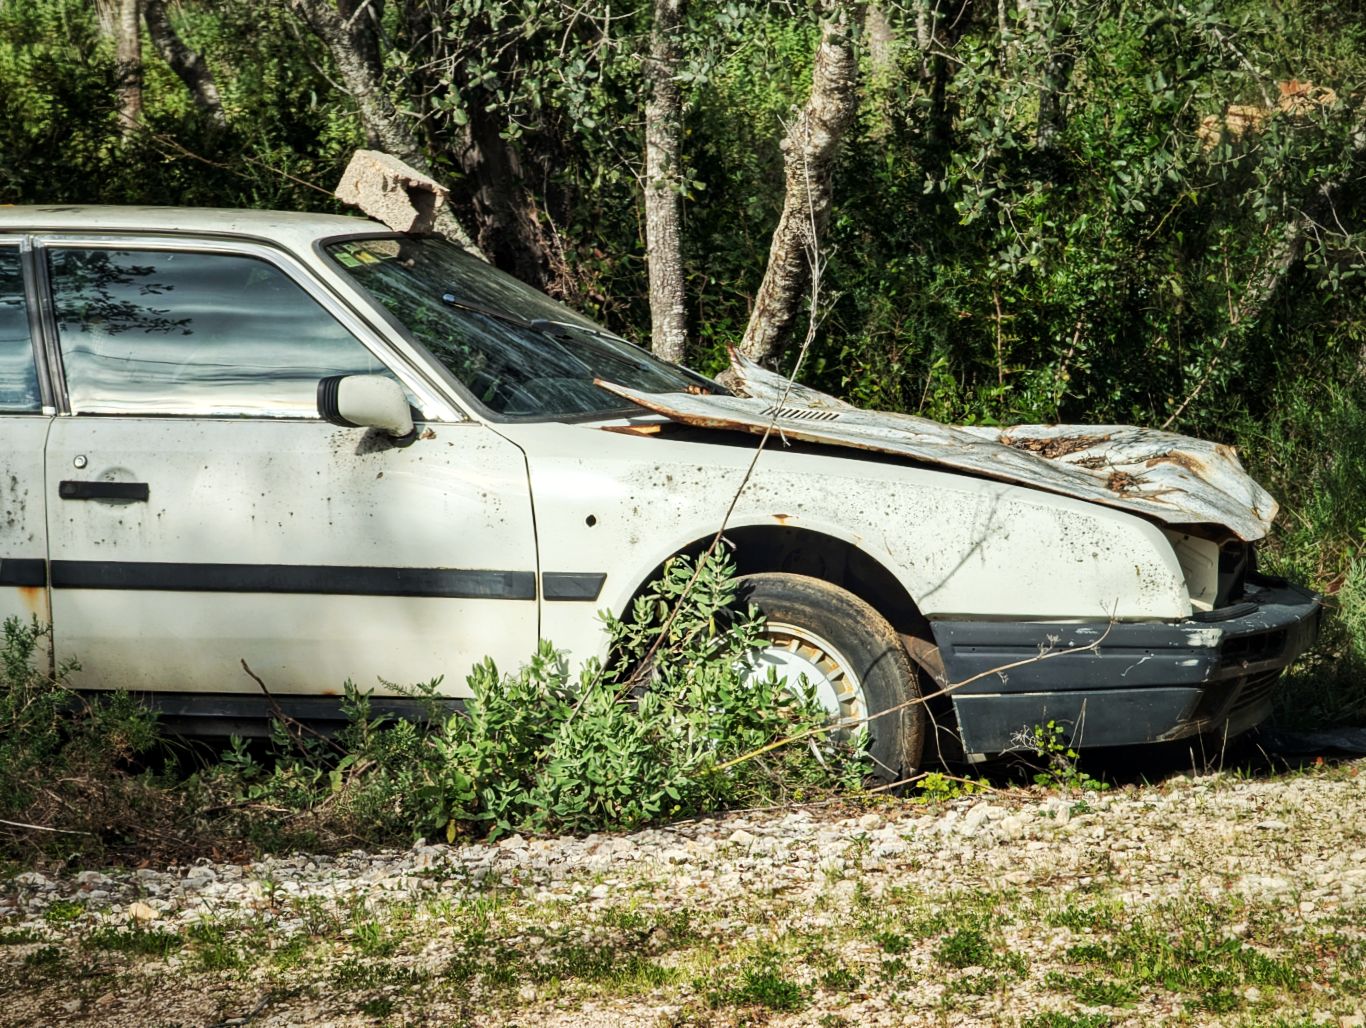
left=1022, top=1014, right=1114, bottom=1028
left=1062, top=896, right=1302, bottom=1014
left=937, top=926, right=993, bottom=968
left=1028, top=721, right=1110, bottom=792
left=703, top=946, right=810, bottom=1012
left=85, top=924, right=183, bottom=958
left=42, top=899, right=85, bottom=925
left=1044, top=970, right=1137, bottom=1007
left=187, top=921, right=246, bottom=972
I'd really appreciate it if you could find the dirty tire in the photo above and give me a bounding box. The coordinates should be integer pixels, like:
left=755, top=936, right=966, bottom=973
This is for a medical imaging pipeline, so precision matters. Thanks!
left=739, top=573, right=925, bottom=782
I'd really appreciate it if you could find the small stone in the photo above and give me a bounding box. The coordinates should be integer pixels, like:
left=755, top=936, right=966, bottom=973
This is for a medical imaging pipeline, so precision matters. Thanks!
left=728, top=829, right=756, bottom=847
left=127, top=901, right=157, bottom=922
left=960, top=802, right=993, bottom=837
left=1256, top=819, right=1289, bottom=831
left=857, top=813, right=882, bottom=830
left=589, top=884, right=609, bottom=900
left=94, top=992, right=118, bottom=1010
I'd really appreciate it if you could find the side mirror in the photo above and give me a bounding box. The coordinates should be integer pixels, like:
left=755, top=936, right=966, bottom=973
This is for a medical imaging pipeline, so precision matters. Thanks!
left=317, top=375, right=415, bottom=439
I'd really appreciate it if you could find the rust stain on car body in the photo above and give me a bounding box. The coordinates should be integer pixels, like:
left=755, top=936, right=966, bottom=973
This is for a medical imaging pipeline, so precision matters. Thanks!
left=16, top=586, right=45, bottom=617
left=1145, top=450, right=1206, bottom=474
left=1003, top=433, right=1111, bottom=460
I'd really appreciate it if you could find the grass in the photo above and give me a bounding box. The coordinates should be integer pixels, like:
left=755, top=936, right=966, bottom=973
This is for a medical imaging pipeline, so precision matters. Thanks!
left=3, top=766, right=1365, bottom=1025
left=1, top=882, right=1356, bottom=1024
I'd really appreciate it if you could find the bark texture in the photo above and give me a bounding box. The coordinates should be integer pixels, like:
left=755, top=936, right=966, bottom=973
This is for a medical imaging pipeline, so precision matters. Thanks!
left=739, top=1, right=866, bottom=364
left=289, top=0, right=484, bottom=256
left=105, top=0, right=144, bottom=135
left=143, top=0, right=225, bottom=126
left=1034, top=1, right=1076, bottom=152
left=644, top=0, right=689, bottom=364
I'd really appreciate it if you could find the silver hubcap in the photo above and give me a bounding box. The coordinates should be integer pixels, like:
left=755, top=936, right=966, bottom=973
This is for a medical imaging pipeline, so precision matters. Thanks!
left=743, top=623, right=868, bottom=731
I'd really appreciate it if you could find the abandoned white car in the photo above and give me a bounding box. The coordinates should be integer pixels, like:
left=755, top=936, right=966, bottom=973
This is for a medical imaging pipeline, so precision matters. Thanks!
left=0, top=206, right=1321, bottom=776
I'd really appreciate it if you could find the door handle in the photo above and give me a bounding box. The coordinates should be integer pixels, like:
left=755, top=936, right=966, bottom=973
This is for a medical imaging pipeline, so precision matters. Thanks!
left=59, top=480, right=150, bottom=501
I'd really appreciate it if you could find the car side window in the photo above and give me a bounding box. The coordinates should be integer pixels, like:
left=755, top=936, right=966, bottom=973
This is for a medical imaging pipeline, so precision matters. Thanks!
left=48, top=247, right=394, bottom=416
left=0, top=248, right=41, bottom=413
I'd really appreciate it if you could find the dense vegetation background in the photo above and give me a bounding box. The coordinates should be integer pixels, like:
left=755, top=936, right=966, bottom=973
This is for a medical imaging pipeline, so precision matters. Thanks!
left=2, top=0, right=1364, bottom=723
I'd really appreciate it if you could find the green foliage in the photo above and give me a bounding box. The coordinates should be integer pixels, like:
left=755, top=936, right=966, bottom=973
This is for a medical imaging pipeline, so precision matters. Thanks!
left=412, top=549, right=863, bottom=840
left=913, top=771, right=992, bottom=803
left=203, top=551, right=864, bottom=847
left=1029, top=721, right=1110, bottom=792
left=703, top=947, right=811, bottom=1012
left=0, top=616, right=162, bottom=855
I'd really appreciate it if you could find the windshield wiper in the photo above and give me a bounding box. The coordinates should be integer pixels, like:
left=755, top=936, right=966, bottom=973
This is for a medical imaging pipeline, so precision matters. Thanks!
left=440, top=292, right=543, bottom=333
left=526, top=317, right=630, bottom=344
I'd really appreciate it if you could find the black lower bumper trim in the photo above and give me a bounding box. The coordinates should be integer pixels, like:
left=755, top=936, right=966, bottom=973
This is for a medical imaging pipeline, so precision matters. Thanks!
left=932, top=581, right=1321, bottom=754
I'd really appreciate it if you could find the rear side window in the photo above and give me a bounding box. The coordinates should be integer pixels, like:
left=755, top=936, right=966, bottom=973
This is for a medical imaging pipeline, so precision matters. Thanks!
left=0, top=249, right=40, bottom=413
left=47, top=248, right=394, bottom=416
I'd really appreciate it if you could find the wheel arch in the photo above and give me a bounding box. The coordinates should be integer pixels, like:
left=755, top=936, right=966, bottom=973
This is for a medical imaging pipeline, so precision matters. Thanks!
left=616, top=523, right=964, bottom=765
left=622, top=523, right=931, bottom=642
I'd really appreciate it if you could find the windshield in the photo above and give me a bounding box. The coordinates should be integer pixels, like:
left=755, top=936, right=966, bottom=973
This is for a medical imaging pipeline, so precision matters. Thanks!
left=324, top=236, right=716, bottom=417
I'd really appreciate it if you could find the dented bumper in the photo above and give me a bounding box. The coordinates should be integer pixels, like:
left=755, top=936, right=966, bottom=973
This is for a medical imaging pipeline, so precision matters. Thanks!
left=933, top=579, right=1322, bottom=757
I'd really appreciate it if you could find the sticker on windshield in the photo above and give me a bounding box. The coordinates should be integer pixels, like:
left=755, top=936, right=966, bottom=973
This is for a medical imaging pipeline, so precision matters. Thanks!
left=335, top=240, right=401, bottom=266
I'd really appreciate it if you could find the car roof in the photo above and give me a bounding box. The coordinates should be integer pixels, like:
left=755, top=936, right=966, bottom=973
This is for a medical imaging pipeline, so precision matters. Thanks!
left=0, top=205, right=384, bottom=249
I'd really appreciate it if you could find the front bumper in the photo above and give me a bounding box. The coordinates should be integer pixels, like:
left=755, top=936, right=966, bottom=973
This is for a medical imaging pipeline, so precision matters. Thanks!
left=931, top=579, right=1322, bottom=757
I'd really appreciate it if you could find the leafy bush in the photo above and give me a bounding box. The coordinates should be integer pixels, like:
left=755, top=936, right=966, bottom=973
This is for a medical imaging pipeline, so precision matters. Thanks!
left=412, top=550, right=863, bottom=839
left=199, top=550, right=868, bottom=848
left=0, top=617, right=163, bottom=851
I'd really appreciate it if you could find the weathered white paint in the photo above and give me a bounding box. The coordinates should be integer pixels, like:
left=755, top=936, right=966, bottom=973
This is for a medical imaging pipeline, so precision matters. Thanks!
left=510, top=420, right=1191, bottom=667
left=0, top=416, right=52, bottom=631
left=46, top=417, right=537, bottom=696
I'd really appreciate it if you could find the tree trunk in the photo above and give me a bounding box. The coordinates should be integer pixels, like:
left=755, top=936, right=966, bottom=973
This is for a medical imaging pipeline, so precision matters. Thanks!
left=643, top=0, right=688, bottom=364
left=109, top=0, right=143, bottom=136
left=288, top=0, right=484, bottom=257
left=739, top=1, right=866, bottom=364
left=143, top=0, right=225, bottom=126
left=455, top=104, right=556, bottom=289
left=1034, top=1, right=1076, bottom=152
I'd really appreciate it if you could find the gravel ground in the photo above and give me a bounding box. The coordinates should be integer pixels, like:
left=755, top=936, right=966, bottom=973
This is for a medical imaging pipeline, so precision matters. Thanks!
left=2, top=764, right=1365, bottom=1027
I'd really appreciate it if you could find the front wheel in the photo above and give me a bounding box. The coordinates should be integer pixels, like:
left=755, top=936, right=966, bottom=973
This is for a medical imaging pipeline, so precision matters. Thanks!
left=738, top=573, right=925, bottom=782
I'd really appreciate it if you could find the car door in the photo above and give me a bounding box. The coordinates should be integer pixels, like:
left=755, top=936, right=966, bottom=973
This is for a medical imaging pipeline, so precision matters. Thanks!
left=0, top=242, right=53, bottom=635
left=38, top=236, right=538, bottom=701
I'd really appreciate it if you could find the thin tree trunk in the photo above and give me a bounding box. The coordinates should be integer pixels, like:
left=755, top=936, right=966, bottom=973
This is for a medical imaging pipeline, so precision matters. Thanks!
left=739, top=1, right=866, bottom=365
left=143, top=0, right=224, bottom=126
left=288, top=0, right=484, bottom=257
left=111, top=0, right=144, bottom=136
left=1034, top=1, right=1076, bottom=152
left=644, top=0, right=688, bottom=364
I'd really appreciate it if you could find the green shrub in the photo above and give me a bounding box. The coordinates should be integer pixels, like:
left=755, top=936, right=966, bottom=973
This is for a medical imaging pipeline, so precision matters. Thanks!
left=214, top=549, right=867, bottom=846
left=0, top=617, right=163, bottom=857
left=414, top=548, right=867, bottom=839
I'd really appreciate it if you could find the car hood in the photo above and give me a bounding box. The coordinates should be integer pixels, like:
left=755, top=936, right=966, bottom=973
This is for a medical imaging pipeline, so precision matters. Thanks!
left=597, top=352, right=1276, bottom=542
